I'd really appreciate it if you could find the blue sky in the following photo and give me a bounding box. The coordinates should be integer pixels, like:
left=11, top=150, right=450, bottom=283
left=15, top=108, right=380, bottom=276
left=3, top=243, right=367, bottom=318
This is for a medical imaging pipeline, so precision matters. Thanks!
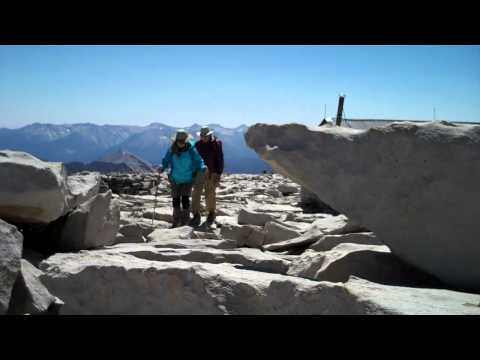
left=0, top=45, right=479, bottom=129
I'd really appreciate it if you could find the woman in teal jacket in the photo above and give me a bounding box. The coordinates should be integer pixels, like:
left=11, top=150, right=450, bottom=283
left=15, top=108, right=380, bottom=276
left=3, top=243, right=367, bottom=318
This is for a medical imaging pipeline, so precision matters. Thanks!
left=161, top=129, right=206, bottom=227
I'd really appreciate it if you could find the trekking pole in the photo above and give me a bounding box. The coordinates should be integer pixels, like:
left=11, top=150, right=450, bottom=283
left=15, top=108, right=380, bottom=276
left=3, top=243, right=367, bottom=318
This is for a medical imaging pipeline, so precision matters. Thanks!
left=152, top=173, right=160, bottom=226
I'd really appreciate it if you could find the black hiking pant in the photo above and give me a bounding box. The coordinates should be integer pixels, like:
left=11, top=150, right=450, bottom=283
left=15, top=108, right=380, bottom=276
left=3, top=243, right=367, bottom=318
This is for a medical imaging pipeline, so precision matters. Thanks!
left=172, top=196, right=190, bottom=210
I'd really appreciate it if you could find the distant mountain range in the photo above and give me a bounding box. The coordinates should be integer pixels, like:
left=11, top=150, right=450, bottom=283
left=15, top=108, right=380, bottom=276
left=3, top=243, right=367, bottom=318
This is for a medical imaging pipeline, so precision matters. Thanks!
left=100, top=149, right=155, bottom=172
left=65, top=149, right=156, bottom=174
left=0, top=122, right=271, bottom=173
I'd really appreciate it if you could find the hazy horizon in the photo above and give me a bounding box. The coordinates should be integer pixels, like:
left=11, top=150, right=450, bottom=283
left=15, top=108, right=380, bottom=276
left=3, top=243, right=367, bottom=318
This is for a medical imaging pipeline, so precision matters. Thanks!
left=3, top=117, right=480, bottom=131
left=0, top=121, right=249, bottom=130
left=1, top=45, right=479, bottom=129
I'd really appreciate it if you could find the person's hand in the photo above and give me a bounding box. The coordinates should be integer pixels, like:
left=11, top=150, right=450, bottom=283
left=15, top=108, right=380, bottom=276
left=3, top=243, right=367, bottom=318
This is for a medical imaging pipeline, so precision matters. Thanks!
left=157, top=166, right=164, bottom=174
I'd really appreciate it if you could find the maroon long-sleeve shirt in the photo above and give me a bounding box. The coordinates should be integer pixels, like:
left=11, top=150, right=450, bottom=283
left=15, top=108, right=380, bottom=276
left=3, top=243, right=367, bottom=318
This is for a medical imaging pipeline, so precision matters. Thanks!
left=194, top=137, right=224, bottom=175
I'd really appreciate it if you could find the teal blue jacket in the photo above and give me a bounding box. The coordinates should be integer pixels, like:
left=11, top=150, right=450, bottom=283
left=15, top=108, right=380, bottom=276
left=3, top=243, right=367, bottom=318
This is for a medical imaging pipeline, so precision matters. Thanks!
left=162, top=142, right=206, bottom=184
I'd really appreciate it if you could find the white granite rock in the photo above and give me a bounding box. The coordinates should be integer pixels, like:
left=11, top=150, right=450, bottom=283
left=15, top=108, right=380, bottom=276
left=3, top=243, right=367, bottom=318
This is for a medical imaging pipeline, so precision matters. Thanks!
left=238, top=208, right=277, bottom=227
left=38, top=250, right=480, bottom=315
left=105, top=245, right=290, bottom=274
left=36, top=251, right=371, bottom=315
left=264, top=215, right=365, bottom=252
left=277, top=184, right=298, bottom=195
left=119, top=223, right=154, bottom=244
left=0, top=150, right=70, bottom=224
left=263, top=221, right=301, bottom=245
left=7, top=259, right=62, bottom=315
left=0, top=219, right=23, bottom=314
left=287, top=243, right=438, bottom=286
left=54, top=190, right=120, bottom=251
left=142, top=208, right=173, bottom=222
left=66, top=172, right=101, bottom=209
left=220, top=223, right=265, bottom=248
left=309, top=232, right=381, bottom=252
left=245, top=121, right=480, bottom=291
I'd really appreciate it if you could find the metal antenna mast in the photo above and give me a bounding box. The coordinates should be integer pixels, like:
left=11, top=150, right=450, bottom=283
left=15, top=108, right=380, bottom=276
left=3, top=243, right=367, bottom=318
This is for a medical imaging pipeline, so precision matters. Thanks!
left=336, top=94, right=346, bottom=126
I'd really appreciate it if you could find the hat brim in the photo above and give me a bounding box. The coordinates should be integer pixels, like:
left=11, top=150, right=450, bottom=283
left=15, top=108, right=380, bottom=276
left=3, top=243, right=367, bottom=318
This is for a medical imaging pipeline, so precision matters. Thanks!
left=171, top=134, right=191, bottom=142
left=196, top=130, right=214, bottom=137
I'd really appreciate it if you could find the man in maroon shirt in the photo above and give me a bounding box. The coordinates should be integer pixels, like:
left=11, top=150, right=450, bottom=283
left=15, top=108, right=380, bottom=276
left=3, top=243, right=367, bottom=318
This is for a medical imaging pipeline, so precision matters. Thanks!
left=190, top=126, right=224, bottom=226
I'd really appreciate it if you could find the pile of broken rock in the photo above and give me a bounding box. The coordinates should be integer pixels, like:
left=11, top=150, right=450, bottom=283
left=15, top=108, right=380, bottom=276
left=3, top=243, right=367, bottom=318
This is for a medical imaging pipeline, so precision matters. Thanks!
left=0, top=150, right=120, bottom=314
left=1, top=122, right=480, bottom=315
left=100, top=173, right=159, bottom=196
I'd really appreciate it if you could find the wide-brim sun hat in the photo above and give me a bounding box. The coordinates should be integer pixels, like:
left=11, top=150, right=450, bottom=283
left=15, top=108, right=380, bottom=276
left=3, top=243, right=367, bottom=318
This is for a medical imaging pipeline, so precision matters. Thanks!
left=171, top=129, right=191, bottom=142
left=196, top=126, right=214, bottom=137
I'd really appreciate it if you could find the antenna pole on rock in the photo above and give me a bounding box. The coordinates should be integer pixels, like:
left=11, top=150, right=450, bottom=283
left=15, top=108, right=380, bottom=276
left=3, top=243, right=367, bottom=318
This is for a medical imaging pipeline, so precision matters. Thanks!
left=336, top=94, right=346, bottom=126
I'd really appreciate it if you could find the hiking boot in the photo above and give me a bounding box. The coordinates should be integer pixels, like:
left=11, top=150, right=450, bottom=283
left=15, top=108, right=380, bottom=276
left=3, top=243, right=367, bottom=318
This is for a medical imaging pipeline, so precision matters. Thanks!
left=180, top=209, right=191, bottom=226
left=171, top=207, right=181, bottom=228
left=206, top=212, right=215, bottom=224
left=189, top=213, right=201, bottom=227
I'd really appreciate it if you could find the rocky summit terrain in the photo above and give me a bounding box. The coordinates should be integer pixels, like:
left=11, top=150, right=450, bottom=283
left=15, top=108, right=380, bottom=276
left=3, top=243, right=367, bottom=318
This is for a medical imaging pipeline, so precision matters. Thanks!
left=1, top=120, right=480, bottom=315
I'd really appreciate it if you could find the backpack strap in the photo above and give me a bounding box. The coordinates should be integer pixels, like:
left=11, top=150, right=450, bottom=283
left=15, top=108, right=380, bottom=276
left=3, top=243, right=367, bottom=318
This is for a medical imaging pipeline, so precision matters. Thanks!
left=189, top=147, right=194, bottom=163
left=211, top=137, right=219, bottom=152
